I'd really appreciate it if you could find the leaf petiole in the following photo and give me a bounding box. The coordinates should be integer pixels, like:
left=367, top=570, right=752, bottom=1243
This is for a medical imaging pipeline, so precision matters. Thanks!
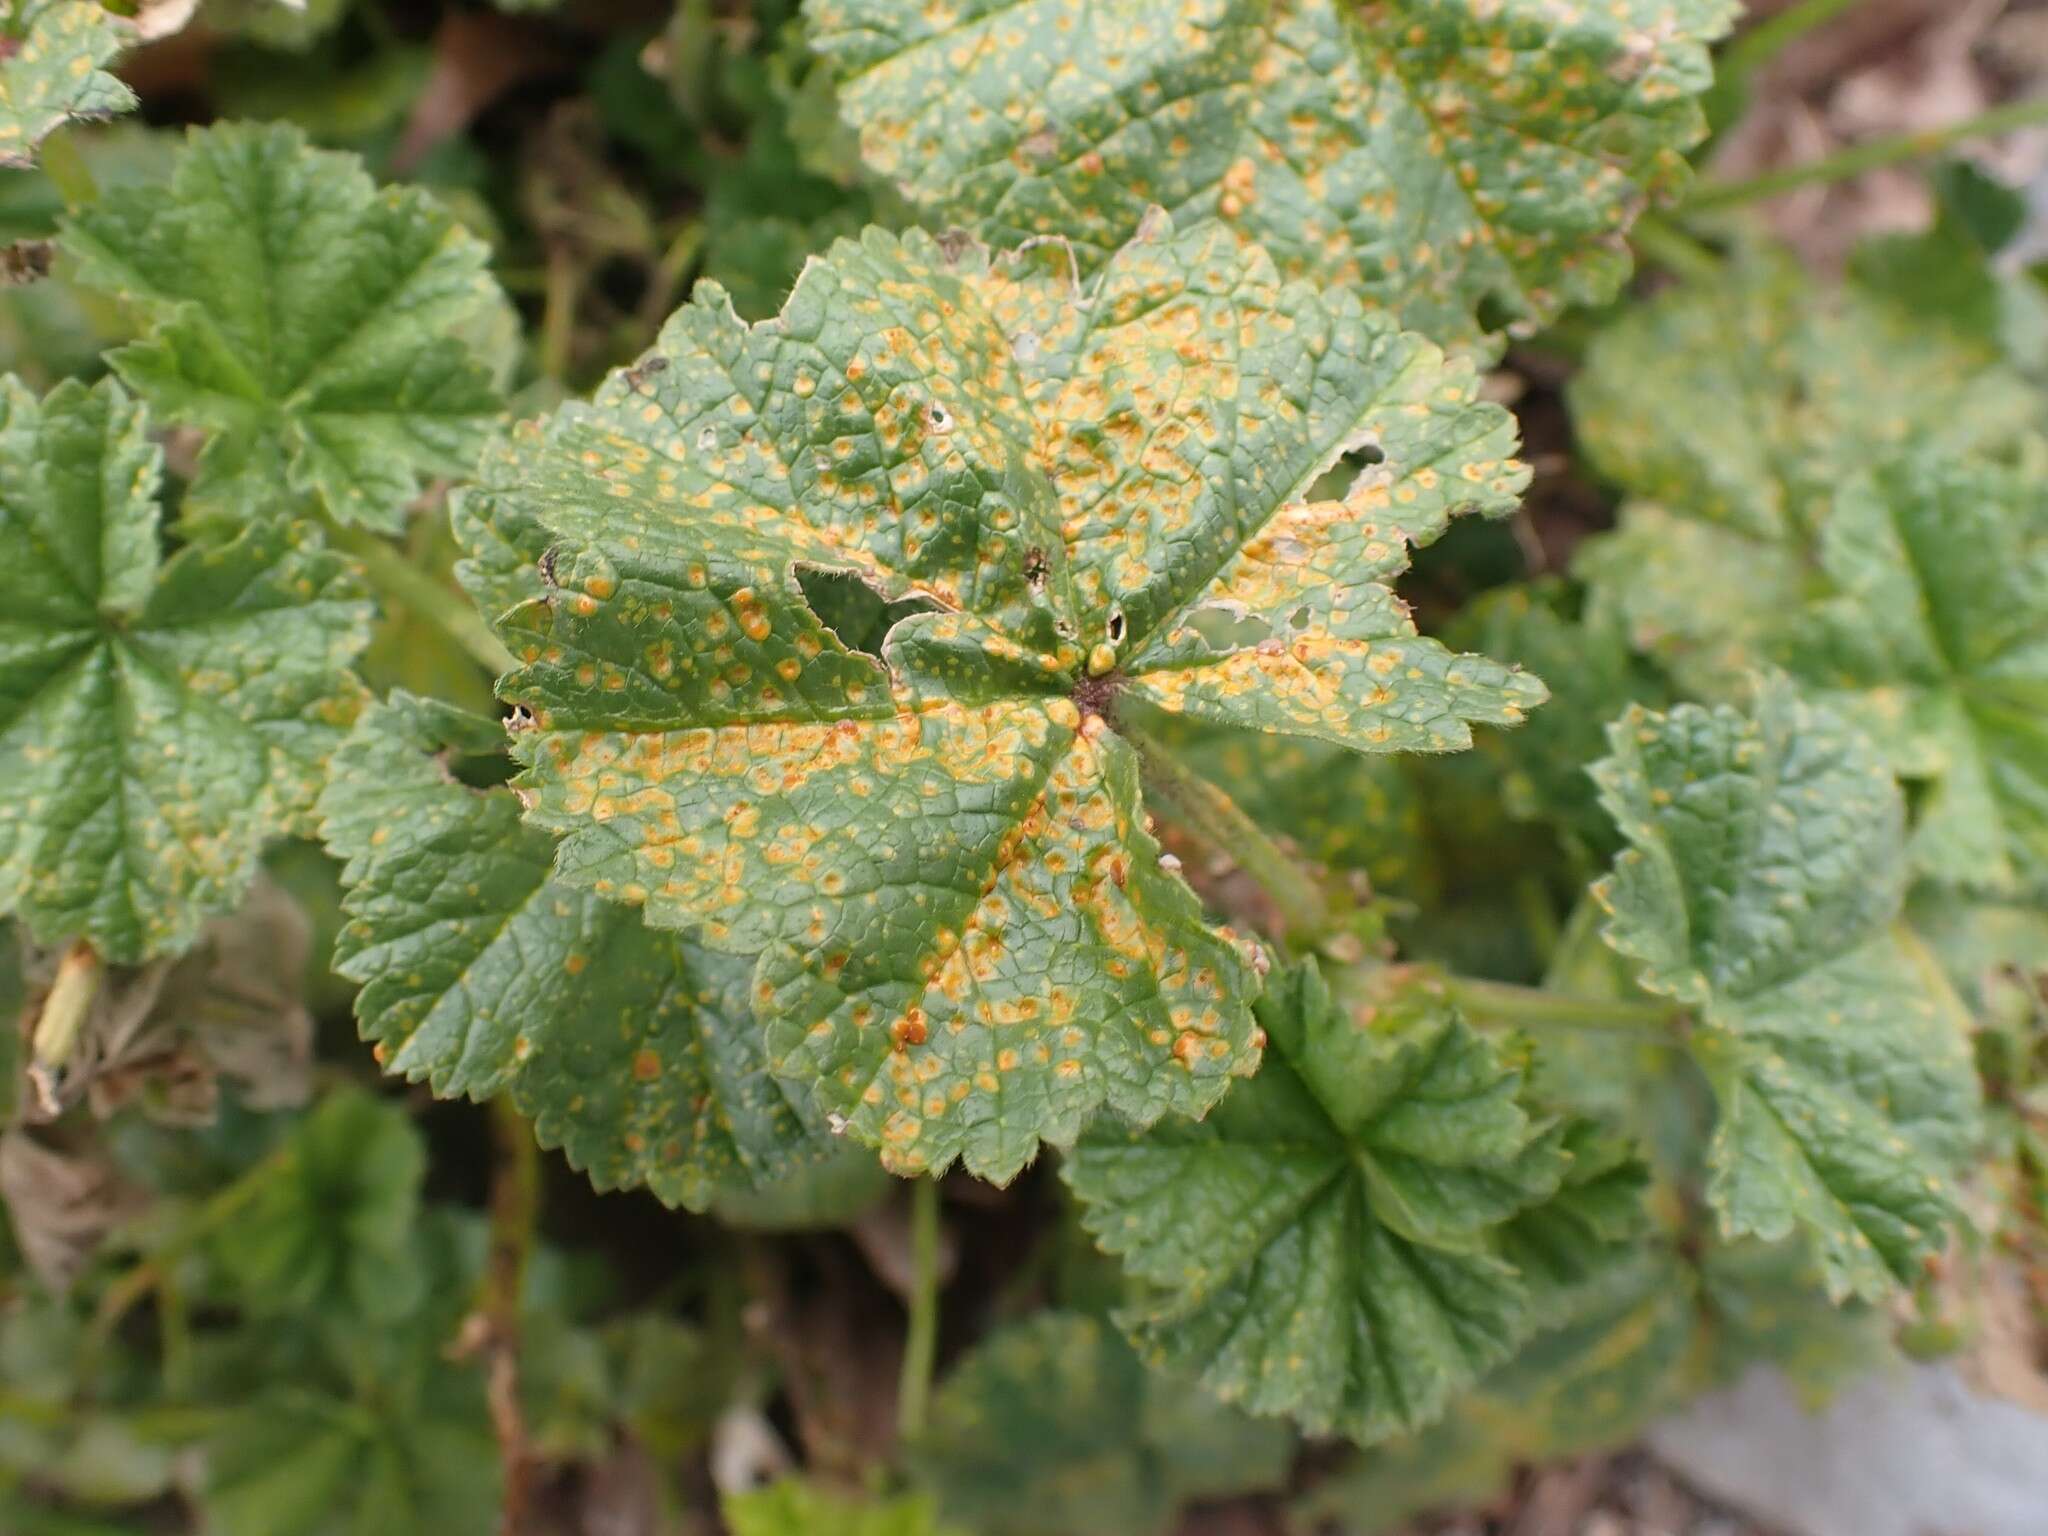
left=1437, top=975, right=1684, bottom=1037
left=897, top=1175, right=942, bottom=1445
left=320, top=514, right=515, bottom=677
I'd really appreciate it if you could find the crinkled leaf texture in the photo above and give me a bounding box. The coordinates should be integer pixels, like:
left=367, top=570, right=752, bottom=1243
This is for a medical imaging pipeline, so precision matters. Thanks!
left=470, top=213, right=1540, bottom=1180
left=910, top=1310, right=1292, bottom=1536
left=808, top=0, right=1736, bottom=351
left=1782, top=456, right=2048, bottom=897
left=0, top=1, right=136, bottom=168
left=1062, top=962, right=1640, bottom=1445
left=319, top=693, right=841, bottom=1212
left=1591, top=677, right=1981, bottom=1301
left=0, top=376, right=370, bottom=965
left=1571, top=253, right=2038, bottom=547
left=63, top=121, right=509, bottom=532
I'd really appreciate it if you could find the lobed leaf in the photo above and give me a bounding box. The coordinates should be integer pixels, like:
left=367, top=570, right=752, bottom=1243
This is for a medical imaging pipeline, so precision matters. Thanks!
left=1591, top=677, right=1982, bottom=1300
left=0, top=376, right=370, bottom=964
left=908, top=1310, right=1292, bottom=1536
left=1062, top=963, right=1639, bottom=1444
left=1780, top=456, right=2048, bottom=896
left=471, top=213, right=1542, bottom=1180
left=319, top=693, right=841, bottom=1212
left=0, top=1, right=135, bottom=169
left=63, top=121, right=510, bottom=532
left=807, top=0, right=1736, bottom=351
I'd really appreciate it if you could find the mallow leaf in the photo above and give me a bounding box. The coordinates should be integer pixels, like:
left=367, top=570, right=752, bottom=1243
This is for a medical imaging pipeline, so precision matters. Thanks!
left=807, top=0, right=1736, bottom=351
left=0, top=1, right=135, bottom=169
left=318, top=692, right=839, bottom=1212
left=909, top=1310, right=1292, bottom=1536
left=1591, top=677, right=1981, bottom=1301
left=1780, top=456, right=2048, bottom=897
left=474, top=213, right=1541, bottom=1181
left=1572, top=252, right=2039, bottom=545
left=1062, top=963, right=1630, bottom=1444
left=0, top=376, right=370, bottom=965
left=62, top=121, right=509, bottom=532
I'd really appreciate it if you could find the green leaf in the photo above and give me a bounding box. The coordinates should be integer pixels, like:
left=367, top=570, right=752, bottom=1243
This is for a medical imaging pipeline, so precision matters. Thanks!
left=212, top=1088, right=425, bottom=1322
left=725, top=1479, right=963, bottom=1536
left=1293, top=1252, right=1695, bottom=1532
left=1063, top=963, right=1630, bottom=1444
left=1779, top=456, right=2048, bottom=896
left=910, top=1310, right=1292, bottom=1536
left=1591, top=678, right=1981, bottom=1300
left=0, top=2, right=135, bottom=169
left=807, top=0, right=1735, bottom=351
left=63, top=121, right=509, bottom=532
left=319, top=693, right=841, bottom=1212
left=476, top=213, right=1541, bottom=1181
left=1572, top=252, right=2039, bottom=546
left=0, top=376, right=370, bottom=965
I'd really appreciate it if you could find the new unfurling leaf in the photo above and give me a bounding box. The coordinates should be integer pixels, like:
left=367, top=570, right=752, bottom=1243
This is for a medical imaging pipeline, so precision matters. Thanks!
left=468, top=212, right=1541, bottom=1180
left=808, top=0, right=1736, bottom=350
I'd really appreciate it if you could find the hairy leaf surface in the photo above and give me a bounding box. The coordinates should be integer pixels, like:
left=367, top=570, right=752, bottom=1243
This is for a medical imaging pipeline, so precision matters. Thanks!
left=0, top=377, right=369, bottom=964
left=474, top=214, right=1541, bottom=1180
left=1063, top=963, right=1633, bottom=1443
left=320, top=693, right=839, bottom=1211
left=63, top=122, right=508, bottom=532
left=909, top=1310, right=1292, bottom=1536
left=808, top=0, right=1735, bottom=350
left=1782, top=457, right=2048, bottom=896
left=1591, top=679, right=1981, bottom=1300
left=0, top=1, right=135, bottom=168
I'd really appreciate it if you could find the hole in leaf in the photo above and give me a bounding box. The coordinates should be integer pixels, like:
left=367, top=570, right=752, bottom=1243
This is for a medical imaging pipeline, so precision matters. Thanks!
left=1286, top=604, right=1312, bottom=631
left=796, top=567, right=941, bottom=658
left=1107, top=608, right=1126, bottom=644
left=1183, top=604, right=1272, bottom=652
left=1353, top=440, right=1385, bottom=467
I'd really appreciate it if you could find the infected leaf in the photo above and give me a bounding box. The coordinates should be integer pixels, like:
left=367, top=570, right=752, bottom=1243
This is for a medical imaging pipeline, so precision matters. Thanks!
left=471, top=214, right=1542, bottom=1180
left=319, top=693, right=842, bottom=1212
left=0, top=377, right=371, bottom=965
left=0, top=1, right=135, bottom=170
left=807, top=0, right=1736, bottom=351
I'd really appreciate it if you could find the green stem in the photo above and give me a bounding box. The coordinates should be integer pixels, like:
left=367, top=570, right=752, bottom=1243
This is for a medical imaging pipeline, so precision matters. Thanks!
left=37, top=129, right=98, bottom=209
left=540, top=248, right=582, bottom=383
left=1631, top=212, right=1722, bottom=282
left=1439, top=975, right=1681, bottom=1036
left=321, top=516, right=515, bottom=676
left=1121, top=720, right=1334, bottom=946
left=1687, top=96, right=2048, bottom=210
left=479, top=1097, right=541, bottom=1536
left=897, top=1176, right=941, bottom=1445
left=1721, top=0, right=1864, bottom=83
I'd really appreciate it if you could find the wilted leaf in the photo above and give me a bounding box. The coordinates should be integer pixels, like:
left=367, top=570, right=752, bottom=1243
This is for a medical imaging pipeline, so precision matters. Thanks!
left=319, top=693, right=841, bottom=1211
left=473, top=213, right=1541, bottom=1180
left=63, top=122, right=510, bottom=532
left=0, top=1128, right=146, bottom=1289
left=1063, top=963, right=1633, bottom=1444
left=1779, top=456, right=2048, bottom=896
left=0, top=1, right=135, bottom=169
left=909, top=1310, right=1291, bottom=1536
left=807, top=0, right=1736, bottom=350
left=1591, top=678, right=1982, bottom=1301
left=0, top=377, right=371, bottom=964
left=10, top=878, right=314, bottom=1127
